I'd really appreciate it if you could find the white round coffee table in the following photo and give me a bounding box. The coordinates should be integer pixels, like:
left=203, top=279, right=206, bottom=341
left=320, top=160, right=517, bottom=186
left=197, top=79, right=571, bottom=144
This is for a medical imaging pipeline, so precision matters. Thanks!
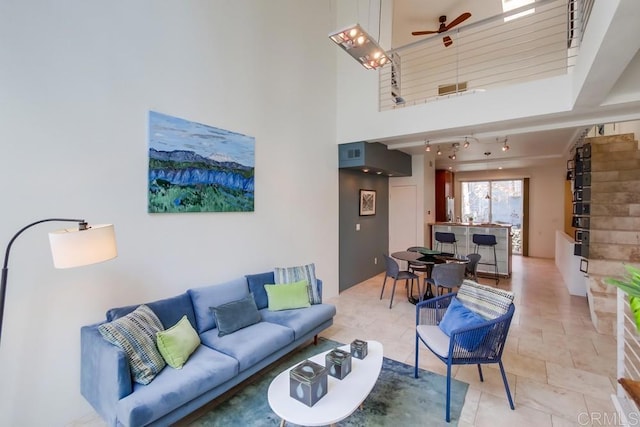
left=267, top=340, right=383, bottom=426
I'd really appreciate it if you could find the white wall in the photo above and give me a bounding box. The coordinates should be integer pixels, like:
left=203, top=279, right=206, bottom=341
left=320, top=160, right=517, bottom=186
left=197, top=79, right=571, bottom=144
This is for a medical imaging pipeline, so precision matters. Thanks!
left=0, top=1, right=338, bottom=425
left=454, top=163, right=565, bottom=258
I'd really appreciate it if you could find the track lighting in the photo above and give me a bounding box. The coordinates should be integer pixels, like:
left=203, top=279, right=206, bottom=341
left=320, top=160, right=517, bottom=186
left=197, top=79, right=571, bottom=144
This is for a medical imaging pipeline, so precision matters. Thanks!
left=425, top=140, right=431, bottom=152
left=463, top=138, right=470, bottom=148
left=436, top=146, right=442, bottom=155
left=499, top=137, right=509, bottom=151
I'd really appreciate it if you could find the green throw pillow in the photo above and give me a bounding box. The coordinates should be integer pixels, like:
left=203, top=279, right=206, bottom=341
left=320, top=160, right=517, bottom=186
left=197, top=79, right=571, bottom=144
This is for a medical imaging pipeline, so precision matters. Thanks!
left=98, top=304, right=166, bottom=385
left=274, top=263, right=320, bottom=304
left=264, top=280, right=311, bottom=311
left=156, top=315, right=201, bottom=369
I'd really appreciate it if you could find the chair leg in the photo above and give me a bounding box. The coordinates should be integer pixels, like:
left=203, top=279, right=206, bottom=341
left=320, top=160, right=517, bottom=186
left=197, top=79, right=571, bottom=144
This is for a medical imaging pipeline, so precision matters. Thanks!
left=389, top=278, right=398, bottom=308
left=477, top=364, right=484, bottom=382
left=446, top=362, right=452, bottom=422
left=414, top=335, right=420, bottom=378
left=380, top=275, right=388, bottom=300
left=499, top=361, right=515, bottom=410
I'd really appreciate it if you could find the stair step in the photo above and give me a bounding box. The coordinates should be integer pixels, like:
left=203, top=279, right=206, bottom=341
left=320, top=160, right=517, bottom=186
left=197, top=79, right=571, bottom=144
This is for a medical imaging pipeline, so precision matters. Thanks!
left=591, top=169, right=640, bottom=182
left=589, top=243, right=640, bottom=262
left=591, top=216, right=640, bottom=230
left=590, top=204, right=640, bottom=216
left=592, top=180, right=640, bottom=193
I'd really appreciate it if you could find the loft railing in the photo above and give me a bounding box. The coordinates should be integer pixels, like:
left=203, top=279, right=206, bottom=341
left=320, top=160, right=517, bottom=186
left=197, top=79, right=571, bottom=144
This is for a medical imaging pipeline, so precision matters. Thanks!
left=380, top=0, right=587, bottom=111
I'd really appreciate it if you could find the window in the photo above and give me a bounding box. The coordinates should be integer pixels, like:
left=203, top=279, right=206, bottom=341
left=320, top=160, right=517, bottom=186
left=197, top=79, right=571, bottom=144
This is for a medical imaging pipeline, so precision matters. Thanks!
left=502, top=0, right=535, bottom=22
left=461, top=179, right=523, bottom=254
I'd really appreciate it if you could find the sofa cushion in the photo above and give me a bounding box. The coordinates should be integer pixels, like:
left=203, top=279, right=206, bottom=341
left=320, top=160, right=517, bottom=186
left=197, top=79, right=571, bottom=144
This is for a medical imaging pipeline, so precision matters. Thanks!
left=188, top=277, right=249, bottom=334
left=274, top=263, right=321, bottom=304
left=264, top=280, right=311, bottom=311
left=245, top=271, right=275, bottom=310
left=210, top=293, right=261, bottom=337
left=116, top=345, right=239, bottom=427
left=156, top=315, right=201, bottom=369
left=98, top=304, right=166, bottom=385
left=106, top=292, right=197, bottom=332
left=259, top=303, right=336, bottom=340
left=200, top=322, right=294, bottom=372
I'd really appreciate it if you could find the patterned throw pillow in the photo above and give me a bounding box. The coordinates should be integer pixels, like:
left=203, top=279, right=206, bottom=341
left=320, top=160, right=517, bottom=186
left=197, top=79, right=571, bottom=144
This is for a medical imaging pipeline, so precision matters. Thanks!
left=274, top=263, right=321, bottom=304
left=98, top=304, right=166, bottom=384
left=456, top=280, right=514, bottom=319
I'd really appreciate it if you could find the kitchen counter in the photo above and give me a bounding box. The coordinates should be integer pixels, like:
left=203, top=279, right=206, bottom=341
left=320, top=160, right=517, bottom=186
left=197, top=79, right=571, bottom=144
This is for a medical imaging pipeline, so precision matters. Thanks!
left=432, top=222, right=512, bottom=229
left=429, top=223, right=512, bottom=278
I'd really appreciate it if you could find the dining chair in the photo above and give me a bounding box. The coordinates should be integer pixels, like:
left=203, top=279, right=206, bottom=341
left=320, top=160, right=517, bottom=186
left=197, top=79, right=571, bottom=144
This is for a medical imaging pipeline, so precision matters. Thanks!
left=464, top=253, right=481, bottom=281
left=406, top=246, right=430, bottom=275
left=381, top=254, right=419, bottom=309
left=415, top=281, right=516, bottom=422
left=425, top=262, right=465, bottom=296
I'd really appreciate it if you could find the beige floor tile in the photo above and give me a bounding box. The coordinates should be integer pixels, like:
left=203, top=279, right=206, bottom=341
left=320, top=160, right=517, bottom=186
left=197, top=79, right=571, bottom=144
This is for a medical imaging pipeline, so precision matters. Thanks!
left=455, top=364, right=516, bottom=401
left=518, top=335, right=574, bottom=368
left=474, top=392, right=552, bottom=427
left=515, top=376, right=589, bottom=420
left=547, top=362, right=615, bottom=400
left=486, top=349, right=547, bottom=383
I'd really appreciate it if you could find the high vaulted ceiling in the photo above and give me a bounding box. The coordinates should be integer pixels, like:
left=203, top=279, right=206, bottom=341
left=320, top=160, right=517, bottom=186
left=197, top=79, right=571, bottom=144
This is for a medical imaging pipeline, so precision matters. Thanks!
left=379, top=0, right=640, bottom=172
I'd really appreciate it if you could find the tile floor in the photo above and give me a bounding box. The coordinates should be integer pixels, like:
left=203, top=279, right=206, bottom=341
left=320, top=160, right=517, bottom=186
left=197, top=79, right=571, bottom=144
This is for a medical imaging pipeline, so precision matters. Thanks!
left=321, top=256, right=621, bottom=426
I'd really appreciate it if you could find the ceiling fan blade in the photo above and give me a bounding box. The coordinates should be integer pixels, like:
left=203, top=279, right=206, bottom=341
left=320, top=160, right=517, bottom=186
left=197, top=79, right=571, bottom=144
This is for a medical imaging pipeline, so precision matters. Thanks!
left=412, top=30, right=439, bottom=36
left=444, top=12, right=471, bottom=31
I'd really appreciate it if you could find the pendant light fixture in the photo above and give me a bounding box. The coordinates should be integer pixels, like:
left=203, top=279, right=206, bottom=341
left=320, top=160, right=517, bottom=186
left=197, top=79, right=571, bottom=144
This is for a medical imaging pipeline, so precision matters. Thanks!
left=425, top=140, right=431, bottom=152
left=328, top=0, right=389, bottom=70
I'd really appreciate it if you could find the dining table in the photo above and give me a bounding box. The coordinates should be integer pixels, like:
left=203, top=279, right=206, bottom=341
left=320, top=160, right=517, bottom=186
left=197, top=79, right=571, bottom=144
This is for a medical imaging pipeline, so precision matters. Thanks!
left=391, top=249, right=469, bottom=304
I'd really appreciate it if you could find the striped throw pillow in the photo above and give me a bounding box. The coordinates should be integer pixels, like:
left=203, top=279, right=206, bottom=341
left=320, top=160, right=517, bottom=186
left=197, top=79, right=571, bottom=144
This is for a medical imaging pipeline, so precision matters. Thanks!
left=456, top=280, right=514, bottom=320
left=274, top=263, right=321, bottom=304
left=99, top=304, right=166, bottom=385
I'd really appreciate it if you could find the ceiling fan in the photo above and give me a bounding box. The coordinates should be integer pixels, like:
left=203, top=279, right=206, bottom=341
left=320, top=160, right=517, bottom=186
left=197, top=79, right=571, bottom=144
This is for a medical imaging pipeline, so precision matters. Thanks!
left=411, top=12, right=472, bottom=47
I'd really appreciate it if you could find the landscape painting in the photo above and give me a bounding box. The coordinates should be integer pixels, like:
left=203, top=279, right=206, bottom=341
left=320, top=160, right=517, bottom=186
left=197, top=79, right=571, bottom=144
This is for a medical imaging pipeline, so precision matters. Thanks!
left=148, top=111, right=255, bottom=213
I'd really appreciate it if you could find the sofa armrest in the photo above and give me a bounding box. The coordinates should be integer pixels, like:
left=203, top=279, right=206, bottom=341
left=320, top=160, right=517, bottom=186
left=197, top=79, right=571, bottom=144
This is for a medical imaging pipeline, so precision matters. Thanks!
left=81, top=323, right=132, bottom=427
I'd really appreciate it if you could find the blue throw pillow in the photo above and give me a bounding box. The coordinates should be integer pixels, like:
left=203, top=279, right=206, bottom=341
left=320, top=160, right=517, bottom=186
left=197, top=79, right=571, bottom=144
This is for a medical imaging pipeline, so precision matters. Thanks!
left=246, top=271, right=275, bottom=310
left=210, top=293, right=261, bottom=337
left=438, top=298, right=489, bottom=351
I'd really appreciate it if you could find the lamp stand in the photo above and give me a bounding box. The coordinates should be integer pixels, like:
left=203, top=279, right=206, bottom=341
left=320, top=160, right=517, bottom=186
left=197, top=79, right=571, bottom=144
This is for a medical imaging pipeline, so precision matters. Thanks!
left=0, top=218, right=86, bottom=344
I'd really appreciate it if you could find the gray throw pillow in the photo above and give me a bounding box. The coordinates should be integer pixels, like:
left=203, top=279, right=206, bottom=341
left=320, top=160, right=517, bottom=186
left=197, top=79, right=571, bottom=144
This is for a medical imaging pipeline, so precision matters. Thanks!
left=210, top=293, right=261, bottom=337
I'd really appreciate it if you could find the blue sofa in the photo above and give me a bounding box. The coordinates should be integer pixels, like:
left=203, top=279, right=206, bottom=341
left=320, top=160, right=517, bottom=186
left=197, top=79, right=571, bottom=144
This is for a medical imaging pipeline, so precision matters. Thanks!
left=80, top=271, right=336, bottom=427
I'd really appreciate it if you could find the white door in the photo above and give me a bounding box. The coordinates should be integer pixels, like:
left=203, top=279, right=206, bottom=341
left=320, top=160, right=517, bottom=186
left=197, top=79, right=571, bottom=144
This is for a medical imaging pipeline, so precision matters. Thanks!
left=389, top=185, right=417, bottom=257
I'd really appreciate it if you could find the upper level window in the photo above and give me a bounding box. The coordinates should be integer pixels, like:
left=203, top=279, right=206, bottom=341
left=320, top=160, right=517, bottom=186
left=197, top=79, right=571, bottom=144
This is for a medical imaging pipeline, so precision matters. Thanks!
left=502, top=0, right=535, bottom=22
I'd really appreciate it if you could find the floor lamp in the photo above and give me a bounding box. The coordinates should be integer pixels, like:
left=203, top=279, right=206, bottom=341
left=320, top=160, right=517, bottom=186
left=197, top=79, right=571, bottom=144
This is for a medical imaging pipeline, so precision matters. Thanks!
left=0, top=218, right=117, bottom=345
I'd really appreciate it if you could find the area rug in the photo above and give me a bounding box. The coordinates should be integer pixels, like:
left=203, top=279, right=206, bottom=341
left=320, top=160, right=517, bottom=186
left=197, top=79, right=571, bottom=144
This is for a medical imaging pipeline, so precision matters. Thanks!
left=183, top=338, right=468, bottom=426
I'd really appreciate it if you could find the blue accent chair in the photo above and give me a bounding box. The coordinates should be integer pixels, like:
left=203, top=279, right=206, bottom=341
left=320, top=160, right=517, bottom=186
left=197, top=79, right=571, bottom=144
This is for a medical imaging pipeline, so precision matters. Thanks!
left=414, top=291, right=515, bottom=422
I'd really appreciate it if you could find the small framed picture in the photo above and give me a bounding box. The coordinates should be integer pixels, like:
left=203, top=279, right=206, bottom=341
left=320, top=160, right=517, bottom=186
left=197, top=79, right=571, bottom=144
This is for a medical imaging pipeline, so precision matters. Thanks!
left=359, top=189, right=376, bottom=216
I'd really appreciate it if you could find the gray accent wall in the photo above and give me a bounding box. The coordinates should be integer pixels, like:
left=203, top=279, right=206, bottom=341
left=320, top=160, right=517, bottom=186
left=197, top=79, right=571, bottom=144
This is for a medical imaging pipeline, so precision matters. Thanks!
left=339, top=169, right=389, bottom=292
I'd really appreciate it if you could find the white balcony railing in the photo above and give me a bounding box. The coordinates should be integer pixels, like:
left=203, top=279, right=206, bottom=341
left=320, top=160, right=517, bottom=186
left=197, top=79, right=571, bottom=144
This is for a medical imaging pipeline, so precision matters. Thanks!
left=380, top=0, right=589, bottom=111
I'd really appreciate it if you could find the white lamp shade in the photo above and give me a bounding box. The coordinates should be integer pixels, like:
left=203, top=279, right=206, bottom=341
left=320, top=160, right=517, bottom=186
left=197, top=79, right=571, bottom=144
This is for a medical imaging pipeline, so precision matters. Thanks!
left=48, top=224, right=117, bottom=269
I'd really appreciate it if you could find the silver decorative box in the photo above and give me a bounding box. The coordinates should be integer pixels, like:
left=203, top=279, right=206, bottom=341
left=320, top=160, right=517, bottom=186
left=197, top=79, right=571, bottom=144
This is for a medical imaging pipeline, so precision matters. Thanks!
left=325, top=348, right=352, bottom=380
left=350, top=339, right=368, bottom=359
left=289, top=360, right=328, bottom=407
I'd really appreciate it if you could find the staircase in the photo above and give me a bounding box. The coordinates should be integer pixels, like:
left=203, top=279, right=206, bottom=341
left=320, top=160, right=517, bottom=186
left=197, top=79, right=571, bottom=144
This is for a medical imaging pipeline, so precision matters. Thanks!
left=587, top=133, right=640, bottom=335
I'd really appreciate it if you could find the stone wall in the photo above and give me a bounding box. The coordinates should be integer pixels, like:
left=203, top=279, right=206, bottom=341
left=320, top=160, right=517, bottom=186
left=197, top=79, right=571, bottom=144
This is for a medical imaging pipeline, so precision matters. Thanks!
left=587, top=133, right=640, bottom=334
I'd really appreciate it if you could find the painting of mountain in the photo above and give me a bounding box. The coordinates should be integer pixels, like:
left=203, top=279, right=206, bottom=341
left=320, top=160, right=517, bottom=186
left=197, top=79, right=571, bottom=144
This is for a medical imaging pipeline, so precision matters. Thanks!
left=148, top=111, right=255, bottom=213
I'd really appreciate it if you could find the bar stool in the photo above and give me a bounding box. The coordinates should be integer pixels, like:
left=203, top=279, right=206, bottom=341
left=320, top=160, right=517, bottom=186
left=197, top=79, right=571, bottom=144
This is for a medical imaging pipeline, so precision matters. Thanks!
left=434, top=232, right=458, bottom=255
left=472, top=234, right=499, bottom=284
